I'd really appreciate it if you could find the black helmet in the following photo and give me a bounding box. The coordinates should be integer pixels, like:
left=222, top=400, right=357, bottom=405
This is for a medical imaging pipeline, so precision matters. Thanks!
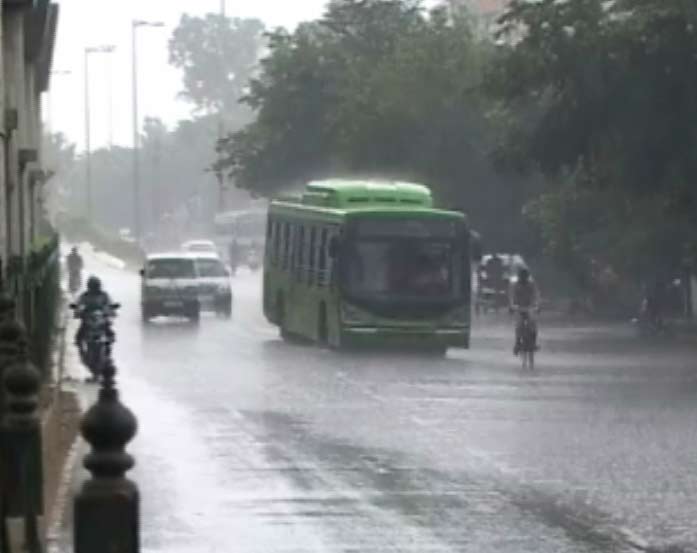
left=518, top=267, right=530, bottom=282
left=87, top=276, right=101, bottom=293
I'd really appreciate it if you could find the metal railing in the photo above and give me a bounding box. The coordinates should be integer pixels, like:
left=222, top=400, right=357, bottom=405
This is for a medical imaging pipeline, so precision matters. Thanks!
left=5, top=235, right=61, bottom=379
left=0, top=283, right=141, bottom=553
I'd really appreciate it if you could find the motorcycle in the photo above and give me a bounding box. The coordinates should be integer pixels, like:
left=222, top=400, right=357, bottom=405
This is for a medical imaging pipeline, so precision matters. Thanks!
left=513, top=307, right=538, bottom=370
left=71, top=302, right=119, bottom=382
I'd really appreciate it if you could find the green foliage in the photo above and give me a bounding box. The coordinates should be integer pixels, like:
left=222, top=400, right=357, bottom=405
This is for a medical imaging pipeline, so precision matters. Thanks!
left=219, top=0, right=539, bottom=251
left=492, top=0, right=697, bottom=276
left=169, top=14, right=265, bottom=116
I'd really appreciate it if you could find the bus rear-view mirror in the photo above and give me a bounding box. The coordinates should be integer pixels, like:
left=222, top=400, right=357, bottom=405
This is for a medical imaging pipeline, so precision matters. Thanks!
left=470, top=230, right=483, bottom=263
left=139, top=268, right=145, bottom=277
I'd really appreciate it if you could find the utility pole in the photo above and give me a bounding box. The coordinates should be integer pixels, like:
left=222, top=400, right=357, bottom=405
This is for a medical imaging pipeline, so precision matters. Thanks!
left=84, top=48, right=91, bottom=222
left=216, top=0, right=227, bottom=212
left=84, top=45, right=115, bottom=224
left=131, top=19, right=164, bottom=241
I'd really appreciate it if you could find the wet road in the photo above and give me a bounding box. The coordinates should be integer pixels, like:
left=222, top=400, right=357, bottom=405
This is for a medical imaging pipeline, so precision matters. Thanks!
left=63, top=253, right=697, bottom=552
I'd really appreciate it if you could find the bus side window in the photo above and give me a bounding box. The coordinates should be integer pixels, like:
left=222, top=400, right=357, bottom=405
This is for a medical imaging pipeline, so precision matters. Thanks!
left=308, top=226, right=317, bottom=286
left=283, top=222, right=292, bottom=271
left=318, top=229, right=328, bottom=286
left=296, top=225, right=305, bottom=281
left=269, top=221, right=276, bottom=266
left=327, top=231, right=337, bottom=287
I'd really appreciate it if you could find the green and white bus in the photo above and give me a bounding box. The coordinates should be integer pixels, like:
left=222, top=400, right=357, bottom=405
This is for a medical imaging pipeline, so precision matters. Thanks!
left=263, top=179, right=473, bottom=351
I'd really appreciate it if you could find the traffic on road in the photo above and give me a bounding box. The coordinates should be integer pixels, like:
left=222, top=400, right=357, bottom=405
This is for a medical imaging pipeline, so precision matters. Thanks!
left=59, top=180, right=697, bottom=553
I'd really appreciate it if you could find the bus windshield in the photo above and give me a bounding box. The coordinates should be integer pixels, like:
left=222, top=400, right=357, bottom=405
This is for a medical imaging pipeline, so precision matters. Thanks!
left=343, top=238, right=461, bottom=301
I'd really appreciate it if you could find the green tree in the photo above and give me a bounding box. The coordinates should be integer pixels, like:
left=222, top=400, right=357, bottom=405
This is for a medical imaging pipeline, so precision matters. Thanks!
left=169, top=13, right=265, bottom=118
left=219, top=0, right=539, bottom=250
left=491, top=0, right=697, bottom=277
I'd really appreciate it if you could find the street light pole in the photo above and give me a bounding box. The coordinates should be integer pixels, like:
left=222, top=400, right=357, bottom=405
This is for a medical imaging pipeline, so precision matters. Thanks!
left=106, top=53, right=114, bottom=148
left=131, top=19, right=164, bottom=241
left=84, top=45, right=115, bottom=224
left=216, top=0, right=227, bottom=212
left=84, top=49, right=92, bottom=222
left=131, top=23, right=140, bottom=240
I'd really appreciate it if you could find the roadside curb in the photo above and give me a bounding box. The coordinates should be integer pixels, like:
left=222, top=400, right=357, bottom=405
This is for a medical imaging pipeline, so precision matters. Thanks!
left=42, top=295, right=90, bottom=549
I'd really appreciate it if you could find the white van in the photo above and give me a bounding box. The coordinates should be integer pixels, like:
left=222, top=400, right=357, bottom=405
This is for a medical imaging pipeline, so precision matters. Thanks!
left=140, top=254, right=201, bottom=323
left=191, top=253, right=233, bottom=318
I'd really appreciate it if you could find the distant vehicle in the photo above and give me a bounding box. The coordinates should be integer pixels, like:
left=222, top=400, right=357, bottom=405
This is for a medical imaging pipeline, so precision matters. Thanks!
left=182, top=239, right=219, bottom=255
left=140, top=253, right=201, bottom=324
left=476, top=253, right=531, bottom=313
left=191, top=253, right=233, bottom=318
left=214, top=209, right=266, bottom=266
left=263, top=179, right=473, bottom=352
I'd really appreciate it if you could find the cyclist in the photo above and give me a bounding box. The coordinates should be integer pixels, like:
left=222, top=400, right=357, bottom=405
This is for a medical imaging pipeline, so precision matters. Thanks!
left=509, top=267, right=540, bottom=355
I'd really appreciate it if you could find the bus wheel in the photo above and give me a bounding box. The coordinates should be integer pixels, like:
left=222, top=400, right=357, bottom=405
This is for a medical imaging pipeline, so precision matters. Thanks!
left=318, top=304, right=328, bottom=346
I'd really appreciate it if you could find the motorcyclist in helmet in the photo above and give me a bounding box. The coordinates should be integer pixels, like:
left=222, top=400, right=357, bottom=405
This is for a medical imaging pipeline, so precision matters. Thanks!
left=509, top=267, right=540, bottom=355
left=74, top=276, right=115, bottom=367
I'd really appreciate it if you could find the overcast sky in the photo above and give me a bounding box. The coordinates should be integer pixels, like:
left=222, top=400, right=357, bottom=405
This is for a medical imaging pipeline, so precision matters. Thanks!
left=46, top=0, right=330, bottom=151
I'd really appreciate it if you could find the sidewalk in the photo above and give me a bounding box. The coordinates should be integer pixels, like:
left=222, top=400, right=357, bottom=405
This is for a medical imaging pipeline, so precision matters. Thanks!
left=43, top=289, right=95, bottom=553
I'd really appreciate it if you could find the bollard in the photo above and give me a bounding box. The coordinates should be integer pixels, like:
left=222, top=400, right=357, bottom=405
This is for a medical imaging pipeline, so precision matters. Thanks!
left=2, top=322, right=44, bottom=553
left=0, top=307, right=23, bottom=553
left=74, top=359, right=139, bottom=553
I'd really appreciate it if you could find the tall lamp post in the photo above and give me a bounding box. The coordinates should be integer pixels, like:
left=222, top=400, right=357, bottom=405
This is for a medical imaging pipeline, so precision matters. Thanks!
left=84, top=45, right=115, bottom=223
left=216, top=0, right=228, bottom=212
left=131, top=19, right=164, bottom=241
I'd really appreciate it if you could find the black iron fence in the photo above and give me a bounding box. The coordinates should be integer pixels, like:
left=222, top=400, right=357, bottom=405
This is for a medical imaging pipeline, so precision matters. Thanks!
left=5, top=234, right=62, bottom=379
left=0, top=280, right=140, bottom=553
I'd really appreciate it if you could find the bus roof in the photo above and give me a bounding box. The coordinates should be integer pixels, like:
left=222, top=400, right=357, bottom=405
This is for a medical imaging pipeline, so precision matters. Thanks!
left=300, top=180, right=432, bottom=209
left=214, top=208, right=266, bottom=224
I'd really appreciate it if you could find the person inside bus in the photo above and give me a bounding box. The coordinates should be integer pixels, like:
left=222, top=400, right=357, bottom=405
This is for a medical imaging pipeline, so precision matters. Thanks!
left=409, top=253, right=449, bottom=295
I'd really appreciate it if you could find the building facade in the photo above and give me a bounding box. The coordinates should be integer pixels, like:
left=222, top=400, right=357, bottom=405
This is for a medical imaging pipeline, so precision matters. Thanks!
left=1, top=0, right=58, bottom=262
left=0, top=0, right=59, bottom=327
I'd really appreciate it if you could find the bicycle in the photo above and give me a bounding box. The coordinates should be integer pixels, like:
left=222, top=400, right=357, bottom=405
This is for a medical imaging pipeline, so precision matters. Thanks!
left=513, top=307, right=538, bottom=370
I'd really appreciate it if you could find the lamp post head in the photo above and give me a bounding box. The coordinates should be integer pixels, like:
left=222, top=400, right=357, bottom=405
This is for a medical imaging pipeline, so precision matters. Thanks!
left=86, top=45, right=116, bottom=54
left=133, top=20, right=165, bottom=28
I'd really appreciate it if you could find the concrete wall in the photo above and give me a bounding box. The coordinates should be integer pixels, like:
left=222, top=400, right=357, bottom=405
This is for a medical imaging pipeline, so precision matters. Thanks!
left=0, top=3, right=57, bottom=271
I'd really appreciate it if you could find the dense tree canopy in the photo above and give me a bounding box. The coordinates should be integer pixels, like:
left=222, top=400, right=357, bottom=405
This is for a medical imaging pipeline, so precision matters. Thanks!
left=491, top=0, right=697, bottom=276
left=218, top=0, right=540, bottom=251
left=169, top=13, right=265, bottom=119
